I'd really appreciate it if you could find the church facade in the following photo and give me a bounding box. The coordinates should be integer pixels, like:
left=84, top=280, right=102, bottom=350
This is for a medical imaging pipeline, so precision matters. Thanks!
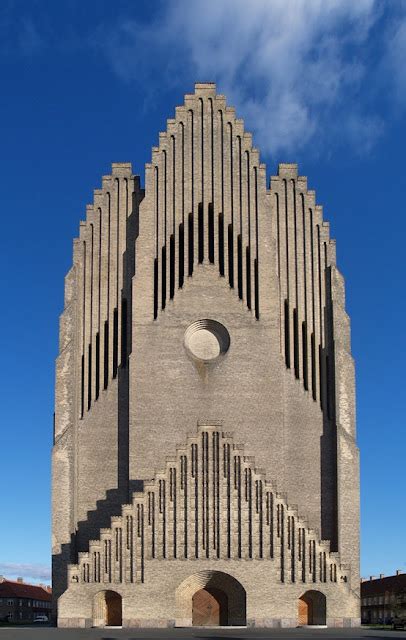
left=52, top=83, right=360, bottom=628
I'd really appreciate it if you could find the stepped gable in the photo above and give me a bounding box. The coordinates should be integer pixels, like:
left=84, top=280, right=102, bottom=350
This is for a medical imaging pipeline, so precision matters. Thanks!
left=68, top=423, right=349, bottom=588
left=144, top=82, right=266, bottom=319
left=269, top=163, right=338, bottom=408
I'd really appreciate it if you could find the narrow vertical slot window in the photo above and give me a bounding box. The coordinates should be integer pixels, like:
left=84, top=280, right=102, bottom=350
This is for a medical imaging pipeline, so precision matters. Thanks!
left=293, top=308, right=299, bottom=379
left=254, top=258, right=259, bottom=319
left=161, top=245, right=166, bottom=310
left=113, top=307, right=118, bottom=378
left=87, top=344, right=92, bottom=410
left=80, top=354, right=84, bottom=418
left=246, top=246, right=251, bottom=309
left=319, top=344, right=324, bottom=411
left=104, top=320, right=109, bottom=389
left=198, top=202, right=204, bottom=263
left=95, top=333, right=100, bottom=400
left=228, top=224, right=234, bottom=287
left=237, top=234, right=243, bottom=299
left=311, top=333, right=316, bottom=400
left=153, top=258, right=158, bottom=319
left=121, top=298, right=127, bottom=366
left=188, top=213, right=193, bottom=276
left=169, top=234, right=175, bottom=299
left=179, top=223, right=184, bottom=288
left=291, top=520, right=295, bottom=583
left=218, top=213, right=224, bottom=276
left=284, top=300, right=290, bottom=369
left=208, top=203, right=214, bottom=263
left=280, top=504, right=285, bottom=583
left=326, top=355, right=331, bottom=419
left=284, top=180, right=289, bottom=299
left=302, top=322, right=308, bottom=390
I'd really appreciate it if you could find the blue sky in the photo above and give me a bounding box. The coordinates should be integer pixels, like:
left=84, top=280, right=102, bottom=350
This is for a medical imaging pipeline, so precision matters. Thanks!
left=0, top=0, right=405, bottom=585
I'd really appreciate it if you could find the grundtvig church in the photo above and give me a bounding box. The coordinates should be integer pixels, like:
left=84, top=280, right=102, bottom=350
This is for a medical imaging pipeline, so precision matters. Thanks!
left=52, top=84, right=360, bottom=628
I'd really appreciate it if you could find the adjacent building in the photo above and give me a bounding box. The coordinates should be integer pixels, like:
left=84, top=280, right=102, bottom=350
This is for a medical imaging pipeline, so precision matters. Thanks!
left=52, top=83, right=360, bottom=628
left=0, top=577, right=52, bottom=623
left=361, top=572, right=406, bottom=624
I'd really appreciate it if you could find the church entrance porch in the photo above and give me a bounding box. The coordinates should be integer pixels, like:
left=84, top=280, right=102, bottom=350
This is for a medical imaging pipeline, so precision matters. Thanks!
left=93, top=590, right=122, bottom=627
left=298, top=590, right=327, bottom=626
left=176, top=570, right=246, bottom=626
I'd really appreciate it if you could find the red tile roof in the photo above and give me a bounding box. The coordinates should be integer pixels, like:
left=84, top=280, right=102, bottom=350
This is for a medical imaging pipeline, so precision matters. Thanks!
left=361, top=574, right=406, bottom=596
left=0, top=580, right=52, bottom=601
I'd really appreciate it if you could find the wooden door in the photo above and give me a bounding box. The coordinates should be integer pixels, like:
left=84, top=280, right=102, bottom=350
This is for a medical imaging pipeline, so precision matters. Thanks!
left=298, top=596, right=313, bottom=625
left=106, top=592, right=122, bottom=626
left=192, top=589, right=221, bottom=626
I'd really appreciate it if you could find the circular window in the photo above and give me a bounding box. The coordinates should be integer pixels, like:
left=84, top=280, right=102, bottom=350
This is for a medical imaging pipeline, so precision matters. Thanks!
left=184, top=319, right=230, bottom=362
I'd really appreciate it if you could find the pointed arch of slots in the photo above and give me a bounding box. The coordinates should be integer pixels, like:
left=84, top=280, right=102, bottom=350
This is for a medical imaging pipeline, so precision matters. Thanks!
left=151, top=89, right=262, bottom=319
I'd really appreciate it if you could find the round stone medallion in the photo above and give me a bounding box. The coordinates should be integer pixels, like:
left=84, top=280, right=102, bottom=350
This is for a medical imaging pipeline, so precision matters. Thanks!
left=184, top=320, right=230, bottom=362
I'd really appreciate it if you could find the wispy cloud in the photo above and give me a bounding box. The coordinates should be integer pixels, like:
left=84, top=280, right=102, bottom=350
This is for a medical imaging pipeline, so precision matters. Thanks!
left=2, top=1, right=405, bottom=158
left=384, top=10, right=406, bottom=108
left=0, top=4, right=44, bottom=57
left=93, top=0, right=406, bottom=158
left=18, top=17, right=44, bottom=56
left=0, top=563, right=51, bottom=582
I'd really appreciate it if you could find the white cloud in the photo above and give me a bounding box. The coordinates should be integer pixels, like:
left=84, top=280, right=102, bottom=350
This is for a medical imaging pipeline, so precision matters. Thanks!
left=0, top=563, right=51, bottom=582
left=94, top=0, right=401, bottom=157
left=3, top=1, right=406, bottom=158
left=384, top=13, right=406, bottom=107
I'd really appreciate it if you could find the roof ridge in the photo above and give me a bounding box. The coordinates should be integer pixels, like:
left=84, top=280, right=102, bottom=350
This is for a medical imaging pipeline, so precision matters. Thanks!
left=2, top=578, right=50, bottom=588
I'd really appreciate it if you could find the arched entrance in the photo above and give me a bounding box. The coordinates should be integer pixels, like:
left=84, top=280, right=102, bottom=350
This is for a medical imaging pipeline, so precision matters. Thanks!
left=298, top=590, right=326, bottom=626
left=93, top=590, right=122, bottom=627
left=176, top=570, right=246, bottom=626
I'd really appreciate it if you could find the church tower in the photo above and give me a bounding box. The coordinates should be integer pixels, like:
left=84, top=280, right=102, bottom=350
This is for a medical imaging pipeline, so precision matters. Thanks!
left=52, top=83, right=360, bottom=628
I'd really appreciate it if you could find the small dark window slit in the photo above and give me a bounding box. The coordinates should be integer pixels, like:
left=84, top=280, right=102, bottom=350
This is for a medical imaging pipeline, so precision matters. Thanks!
left=208, top=203, right=214, bottom=263
left=284, top=300, right=290, bottom=369
left=161, top=245, right=166, bottom=310
left=311, top=333, right=316, bottom=400
left=237, top=234, right=243, bottom=299
left=113, top=308, right=118, bottom=378
left=319, top=344, right=324, bottom=411
left=254, top=258, right=259, bottom=320
left=169, top=234, right=175, bottom=299
left=246, top=246, right=251, bottom=309
left=293, top=309, right=299, bottom=379
left=179, top=223, right=184, bottom=288
left=228, top=224, right=234, bottom=288
left=95, top=333, right=100, bottom=399
left=218, top=213, right=224, bottom=276
left=326, top=355, right=331, bottom=419
left=103, top=320, right=109, bottom=389
left=198, top=203, right=204, bottom=263
left=80, top=354, right=85, bottom=417
left=302, top=322, right=308, bottom=390
left=188, top=213, right=194, bottom=276
left=87, top=344, right=92, bottom=410
left=153, top=258, right=158, bottom=319
left=121, top=299, right=127, bottom=366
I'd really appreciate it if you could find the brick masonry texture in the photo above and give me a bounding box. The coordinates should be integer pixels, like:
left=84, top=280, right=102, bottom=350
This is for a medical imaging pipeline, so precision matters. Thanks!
left=52, top=83, right=360, bottom=628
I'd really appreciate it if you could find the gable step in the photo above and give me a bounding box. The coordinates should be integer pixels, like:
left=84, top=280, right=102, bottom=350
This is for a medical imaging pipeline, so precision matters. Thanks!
left=69, top=423, right=346, bottom=588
